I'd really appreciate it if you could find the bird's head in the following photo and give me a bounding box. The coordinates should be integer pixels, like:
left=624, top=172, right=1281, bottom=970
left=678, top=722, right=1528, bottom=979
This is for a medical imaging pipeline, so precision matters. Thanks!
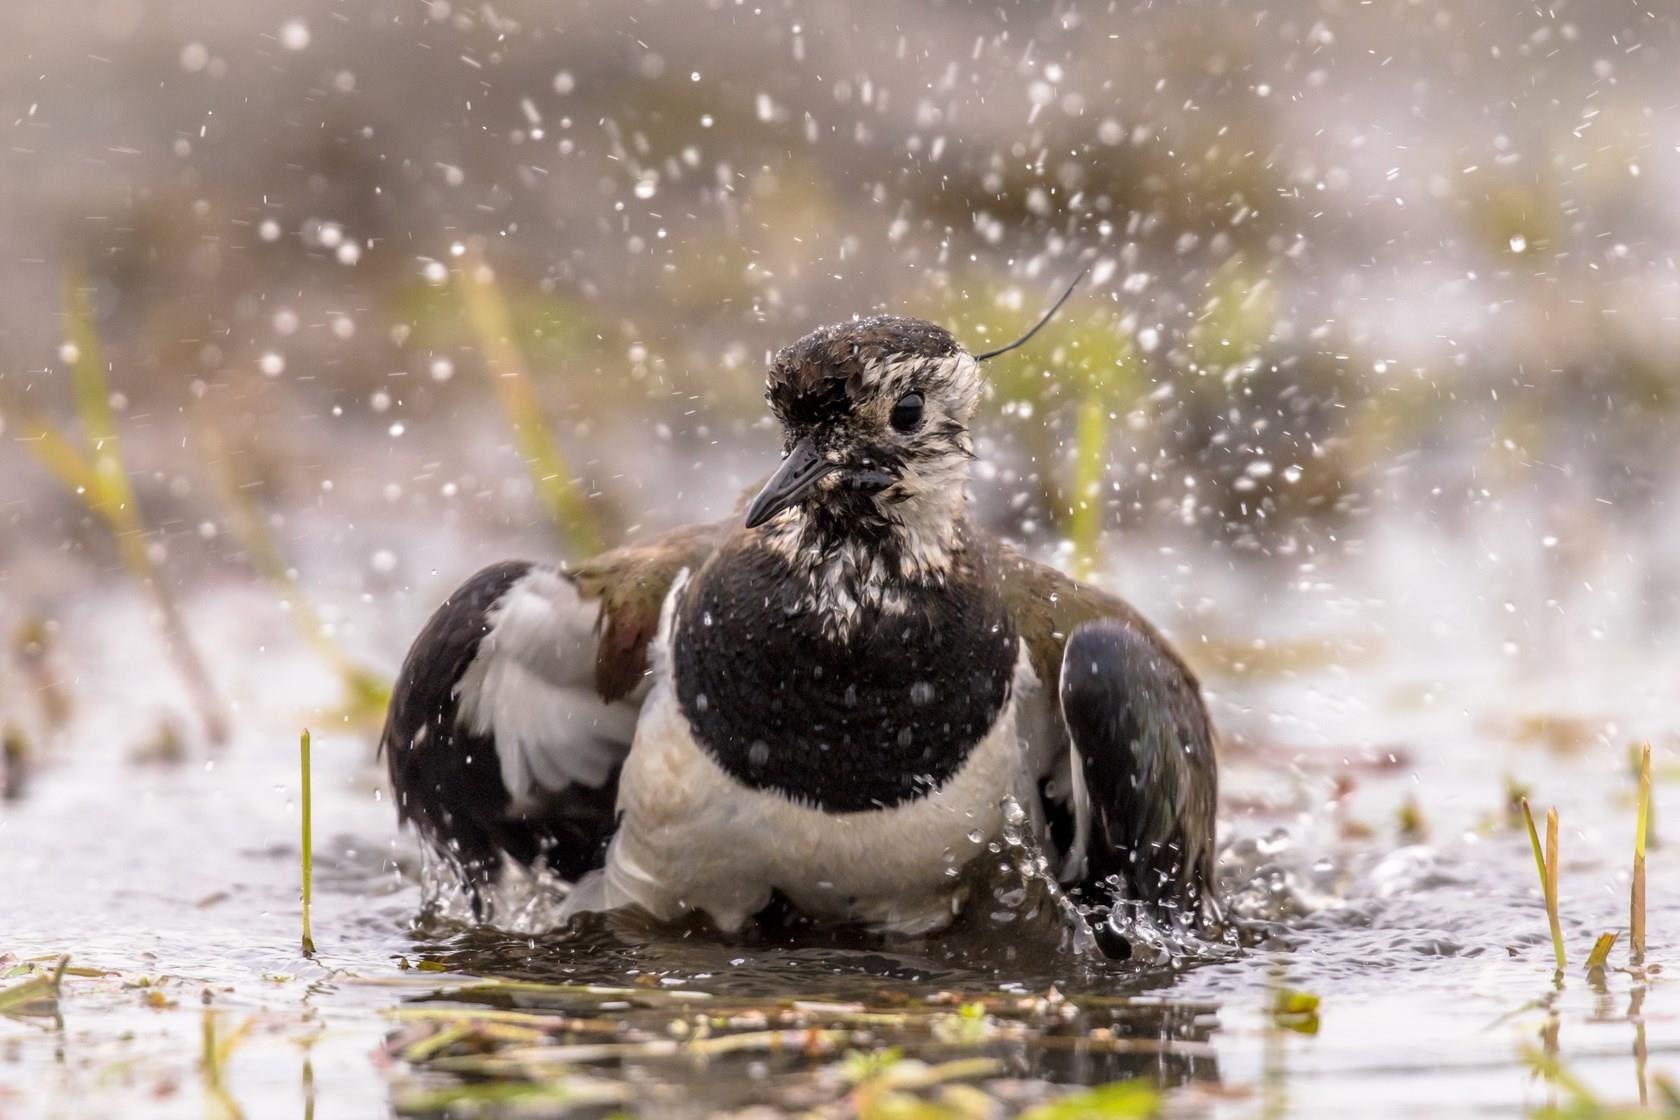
left=744, top=275, right=1084, bottom=570
left=744, top=316, right=978, bottom=540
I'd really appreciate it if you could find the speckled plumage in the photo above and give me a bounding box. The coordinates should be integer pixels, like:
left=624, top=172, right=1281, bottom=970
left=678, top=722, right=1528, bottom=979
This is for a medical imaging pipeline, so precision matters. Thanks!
left=382, top=309, right=1221, bottom=938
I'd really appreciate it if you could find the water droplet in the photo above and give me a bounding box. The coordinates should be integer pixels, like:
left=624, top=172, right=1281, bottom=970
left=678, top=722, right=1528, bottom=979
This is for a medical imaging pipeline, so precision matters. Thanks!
left=694, top=692, right=709, bottom=713
left=748, top=740, right=769, bottom=768
left=279, top=20, right=310, bottom=51
left=909, top=681, right=934, bottom=705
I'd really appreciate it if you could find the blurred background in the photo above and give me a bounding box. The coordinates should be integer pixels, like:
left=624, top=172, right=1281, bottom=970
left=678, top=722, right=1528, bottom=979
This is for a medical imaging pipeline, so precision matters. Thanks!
left=4, top=0, right=1680, bottom=741
left=2, top=2, right=1678, bottom=1116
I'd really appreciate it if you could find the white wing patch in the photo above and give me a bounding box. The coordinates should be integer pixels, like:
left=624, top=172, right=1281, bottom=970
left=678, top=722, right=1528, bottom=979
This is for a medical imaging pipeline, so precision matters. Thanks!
left=455, top=566, right=640, bottom=808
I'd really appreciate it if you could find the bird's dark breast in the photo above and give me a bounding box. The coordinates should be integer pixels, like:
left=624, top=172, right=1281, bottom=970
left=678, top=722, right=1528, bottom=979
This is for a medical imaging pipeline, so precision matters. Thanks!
left=672, top=546, right=1018, bottom=812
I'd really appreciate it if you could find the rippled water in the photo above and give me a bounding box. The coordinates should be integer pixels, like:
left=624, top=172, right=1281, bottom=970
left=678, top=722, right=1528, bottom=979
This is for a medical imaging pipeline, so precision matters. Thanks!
left=2, top=509, right=1673, bottom=1118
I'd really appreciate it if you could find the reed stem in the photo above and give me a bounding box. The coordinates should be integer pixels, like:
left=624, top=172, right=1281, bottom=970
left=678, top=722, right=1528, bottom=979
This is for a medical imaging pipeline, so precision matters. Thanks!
left=1521, top=798, right=1567, bottom=971
left=6, top=275, right=230, bottom=745
left=458, top=245, right=604, bottom=556
left=300, top=728, right=316, bottom=957
left=1068, top=390, right=1108, bottom=582
left=1633, top=742, right=1651, bottom=963
left=1545, top=807, right=1564, bottom=971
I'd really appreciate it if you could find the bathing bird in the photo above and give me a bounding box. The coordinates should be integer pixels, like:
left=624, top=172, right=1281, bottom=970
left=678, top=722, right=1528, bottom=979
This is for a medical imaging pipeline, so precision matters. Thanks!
left=382, top=279, right=1219, bottom=943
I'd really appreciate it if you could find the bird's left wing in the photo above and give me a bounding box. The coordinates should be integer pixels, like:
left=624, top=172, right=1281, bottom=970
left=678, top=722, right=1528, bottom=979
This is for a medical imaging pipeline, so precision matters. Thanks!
left=381, top=523, right=721, bottom=894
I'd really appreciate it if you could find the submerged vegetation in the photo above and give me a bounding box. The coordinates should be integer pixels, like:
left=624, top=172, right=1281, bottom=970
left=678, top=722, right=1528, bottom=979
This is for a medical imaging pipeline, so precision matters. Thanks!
left=380, top=968, right=1190, bottom=1118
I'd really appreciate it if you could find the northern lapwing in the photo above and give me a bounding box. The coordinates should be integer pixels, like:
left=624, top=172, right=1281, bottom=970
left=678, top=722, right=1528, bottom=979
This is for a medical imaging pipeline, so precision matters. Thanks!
left=382, top=280, right=1220, bottom=943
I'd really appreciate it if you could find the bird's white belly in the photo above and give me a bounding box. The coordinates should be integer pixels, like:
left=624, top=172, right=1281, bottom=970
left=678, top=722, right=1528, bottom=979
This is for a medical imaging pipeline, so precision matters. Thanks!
left=587, top=647, right=1035, bottom=935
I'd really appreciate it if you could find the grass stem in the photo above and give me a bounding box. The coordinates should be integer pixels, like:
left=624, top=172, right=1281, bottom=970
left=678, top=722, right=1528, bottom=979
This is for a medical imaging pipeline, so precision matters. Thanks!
left=1633, top=742, right=1651, bottom=964
left=458, top=244, right=604, bottom=557
left=1545, top=807, right=1564, bottom=971
left=300, top=728, right=315, bottom=957
left=193, top=415, right=390, bottom=723
left=1521, top=798, right=1567, bottom=971
left=5, top=274, right=230, bottom=745
left=1068, top=390, right=1108, bottom=582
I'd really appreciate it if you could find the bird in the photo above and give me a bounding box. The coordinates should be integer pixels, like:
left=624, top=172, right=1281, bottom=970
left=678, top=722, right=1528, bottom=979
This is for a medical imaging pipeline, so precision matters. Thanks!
left=381, top=278, right=1221, bottom=947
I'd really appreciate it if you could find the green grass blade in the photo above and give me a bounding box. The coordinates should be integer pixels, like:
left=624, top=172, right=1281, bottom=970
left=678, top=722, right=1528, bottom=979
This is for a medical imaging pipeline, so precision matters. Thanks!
left=459, top=246, right=604, bottom=557
left=34, top=272, right=231, bottom=744
left=195, top=416, right=391, bottom=723
left=300, top=728, right=315, bottom=957
left=63, top=273, right=142, bottom=521
left=1545, top=807, right=1565, bottom=971
left=1521, top=799, right=1566, bottom=971
left=1520, top=798, right=1548, bottom=902
left=1633, top=742, right=1651, bottom=963
left=1068, top=390, right=1108, bottom=582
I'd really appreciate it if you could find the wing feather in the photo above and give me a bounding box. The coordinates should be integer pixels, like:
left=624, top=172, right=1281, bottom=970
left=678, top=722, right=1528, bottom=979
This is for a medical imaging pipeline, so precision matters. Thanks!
left=998, top=546, right=1219, bottom=923
left=381, top=523, right=722, bottom=897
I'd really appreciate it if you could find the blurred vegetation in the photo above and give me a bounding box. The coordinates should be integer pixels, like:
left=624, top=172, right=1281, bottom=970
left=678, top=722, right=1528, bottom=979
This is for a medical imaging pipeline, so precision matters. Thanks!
left=3, top=275, right=230, bottom=745
left=456, top=244, right=608, bottom=557
left=1, top=0, right=1676, bottom=738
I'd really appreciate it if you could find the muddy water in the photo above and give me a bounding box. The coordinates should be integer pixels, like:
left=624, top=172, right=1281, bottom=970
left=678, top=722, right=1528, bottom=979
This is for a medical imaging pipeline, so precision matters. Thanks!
left=1, top=508, right=1673, bottom=1118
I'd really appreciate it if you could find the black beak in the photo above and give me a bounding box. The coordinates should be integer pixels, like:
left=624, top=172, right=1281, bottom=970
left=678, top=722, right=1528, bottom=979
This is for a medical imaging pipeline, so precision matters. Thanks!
left=744, top=437, right=836, bottom=529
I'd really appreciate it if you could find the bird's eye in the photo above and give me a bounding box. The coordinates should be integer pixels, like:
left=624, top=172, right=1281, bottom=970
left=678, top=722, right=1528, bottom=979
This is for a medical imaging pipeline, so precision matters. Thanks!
left=890, top=391, right=925, bottom=433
